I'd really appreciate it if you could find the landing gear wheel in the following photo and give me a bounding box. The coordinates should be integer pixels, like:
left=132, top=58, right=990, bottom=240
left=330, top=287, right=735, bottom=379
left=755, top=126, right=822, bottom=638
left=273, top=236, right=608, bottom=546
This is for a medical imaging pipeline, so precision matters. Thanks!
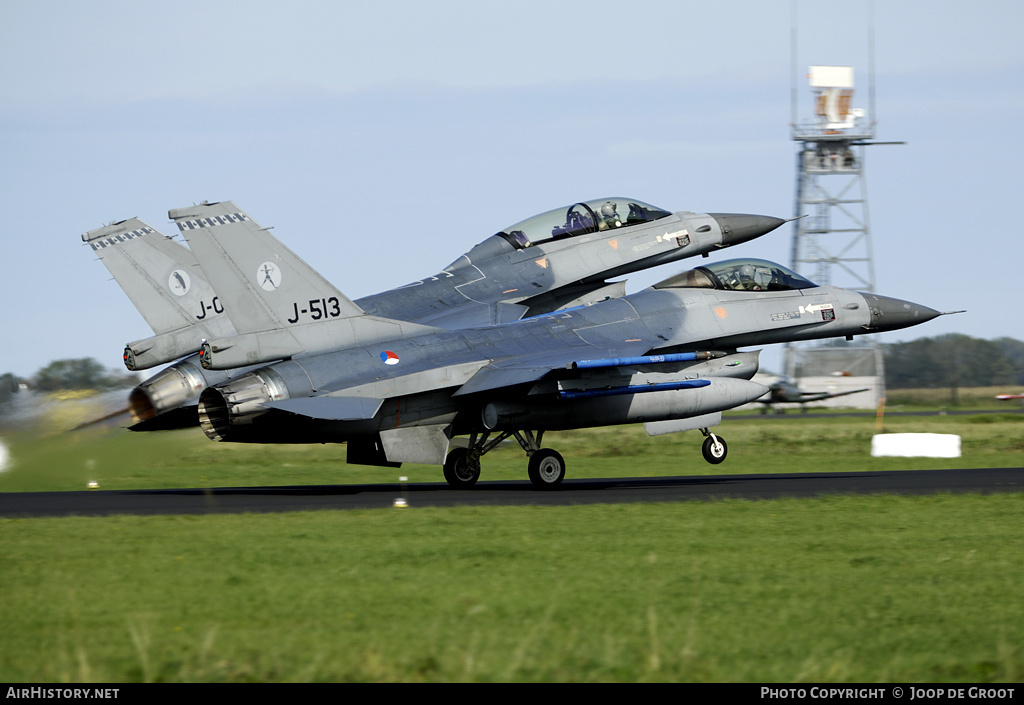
left=443, top=447, right=480, bottom=488
left=528, top=449, right=565, bottom=489
left=701, top=435, right=728, bottom=464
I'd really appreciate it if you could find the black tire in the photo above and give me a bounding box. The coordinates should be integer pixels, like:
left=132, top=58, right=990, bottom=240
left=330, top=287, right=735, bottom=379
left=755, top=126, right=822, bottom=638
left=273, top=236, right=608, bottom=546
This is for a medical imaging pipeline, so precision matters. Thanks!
left=443, top=447, right=480, bottom=488
left=701, top=435, right=728, bottom=464
left=528, top=449, right=565, bottom=488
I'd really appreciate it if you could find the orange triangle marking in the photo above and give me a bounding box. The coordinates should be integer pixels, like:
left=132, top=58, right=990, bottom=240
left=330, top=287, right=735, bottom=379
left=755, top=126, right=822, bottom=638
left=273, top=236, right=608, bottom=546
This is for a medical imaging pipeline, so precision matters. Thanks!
left=608, top=240, right=618, bottom=250
left=535, top=258, right=548, bottom=269
left=714, top=307, right=727, bottom=319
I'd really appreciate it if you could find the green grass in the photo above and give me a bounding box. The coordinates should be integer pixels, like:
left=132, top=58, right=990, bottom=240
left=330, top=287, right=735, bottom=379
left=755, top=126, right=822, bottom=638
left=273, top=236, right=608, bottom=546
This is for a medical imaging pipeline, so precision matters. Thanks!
left=1, top=495, right=1022, bottom=682
left=1, top=396, right=1022, bottom=682
left=1, top=410, right=1022, bottom=492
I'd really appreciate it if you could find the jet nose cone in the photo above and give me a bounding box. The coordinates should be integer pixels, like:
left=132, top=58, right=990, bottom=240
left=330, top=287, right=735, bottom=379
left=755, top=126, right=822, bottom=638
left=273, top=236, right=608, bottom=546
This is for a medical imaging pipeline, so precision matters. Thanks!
left=709, top=213, right=787, bottom=248
left=863, top=293, right=941, bottom=332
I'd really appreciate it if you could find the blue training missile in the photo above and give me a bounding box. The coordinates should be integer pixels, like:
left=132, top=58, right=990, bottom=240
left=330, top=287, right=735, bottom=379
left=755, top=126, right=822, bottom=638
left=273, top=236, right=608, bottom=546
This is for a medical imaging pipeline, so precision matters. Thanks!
left=569, top=351, right=722, bottom=370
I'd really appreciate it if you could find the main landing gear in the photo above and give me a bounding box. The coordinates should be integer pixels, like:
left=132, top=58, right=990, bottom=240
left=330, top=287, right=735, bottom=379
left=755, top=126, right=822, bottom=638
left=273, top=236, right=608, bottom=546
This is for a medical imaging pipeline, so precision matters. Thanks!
left=443, top=429, right=565, bottom=490
left=442, top=425, right=728, bottom=489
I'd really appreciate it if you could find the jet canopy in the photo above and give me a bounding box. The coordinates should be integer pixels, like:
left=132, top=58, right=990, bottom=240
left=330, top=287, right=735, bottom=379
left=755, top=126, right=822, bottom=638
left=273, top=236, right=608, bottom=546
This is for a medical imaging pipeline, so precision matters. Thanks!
left=496, top=197, right=671, bottom=250
left=654, top=258, right=817, bottom=292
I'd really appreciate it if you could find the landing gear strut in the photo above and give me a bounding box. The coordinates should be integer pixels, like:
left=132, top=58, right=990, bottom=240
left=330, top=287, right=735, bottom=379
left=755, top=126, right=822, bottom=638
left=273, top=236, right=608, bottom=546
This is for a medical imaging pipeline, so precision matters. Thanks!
left=442, top=429, right=566, bottom=490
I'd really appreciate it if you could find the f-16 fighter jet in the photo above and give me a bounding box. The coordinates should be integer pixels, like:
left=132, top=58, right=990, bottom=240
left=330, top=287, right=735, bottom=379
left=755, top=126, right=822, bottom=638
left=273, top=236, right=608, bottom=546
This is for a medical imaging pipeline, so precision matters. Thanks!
left=84, top=198, right=785, bottom=428
left=88, top=202, right=946, bottom=488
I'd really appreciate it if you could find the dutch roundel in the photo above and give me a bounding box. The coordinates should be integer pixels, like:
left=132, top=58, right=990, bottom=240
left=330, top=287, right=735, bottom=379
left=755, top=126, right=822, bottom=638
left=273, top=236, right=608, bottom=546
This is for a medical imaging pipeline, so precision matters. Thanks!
left=380, top=350, right=400, bottom=365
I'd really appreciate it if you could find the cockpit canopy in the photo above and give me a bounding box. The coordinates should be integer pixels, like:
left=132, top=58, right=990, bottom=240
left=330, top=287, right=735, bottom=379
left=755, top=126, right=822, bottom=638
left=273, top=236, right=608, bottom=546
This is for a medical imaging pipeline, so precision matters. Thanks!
left=654, top=258, right=817, bottom=292
left=496, top=197, right=671, bottom=250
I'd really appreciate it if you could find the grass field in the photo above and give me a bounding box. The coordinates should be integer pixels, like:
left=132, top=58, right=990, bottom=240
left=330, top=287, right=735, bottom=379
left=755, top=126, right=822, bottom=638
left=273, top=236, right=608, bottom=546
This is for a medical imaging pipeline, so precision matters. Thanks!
left=1, top=496, right=1022, bottom=682
left=0, top=390, right=1022, bottom=682
left=2, top=406, right=1023, bottom=492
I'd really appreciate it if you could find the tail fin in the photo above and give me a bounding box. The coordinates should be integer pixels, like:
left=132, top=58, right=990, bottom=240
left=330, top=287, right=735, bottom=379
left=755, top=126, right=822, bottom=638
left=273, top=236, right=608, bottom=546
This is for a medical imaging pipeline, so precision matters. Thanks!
left=168, top=201, right=438, bottom=369
left=169, top=201, right=363, bottom=334
left=82, top=218, right=236, bottom=369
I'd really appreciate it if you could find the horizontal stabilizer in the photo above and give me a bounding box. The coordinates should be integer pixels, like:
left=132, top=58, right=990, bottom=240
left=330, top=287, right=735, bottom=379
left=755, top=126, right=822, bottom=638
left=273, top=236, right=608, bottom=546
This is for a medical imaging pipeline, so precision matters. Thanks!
left=264, top=395, right=383, bottom=421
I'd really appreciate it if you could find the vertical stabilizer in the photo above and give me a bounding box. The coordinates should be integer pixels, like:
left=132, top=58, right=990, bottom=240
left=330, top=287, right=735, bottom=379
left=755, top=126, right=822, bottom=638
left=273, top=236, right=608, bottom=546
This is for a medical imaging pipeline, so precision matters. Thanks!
left=169, top=201, right=364, bottom=334
left=168, top=202, right=438, bottom=370
left=82, top=218, right=237, bottom=369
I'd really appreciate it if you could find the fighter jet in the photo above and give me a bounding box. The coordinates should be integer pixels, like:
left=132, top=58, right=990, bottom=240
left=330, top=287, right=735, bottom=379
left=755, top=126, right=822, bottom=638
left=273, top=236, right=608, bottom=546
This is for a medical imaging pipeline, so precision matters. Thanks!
left=355, top=197, right=788, bottom=328
left=84, top=198, right=785, bottom=427
left=756, top=377, right=870, bottom=412
left=123, top=205, right=944, bottom=488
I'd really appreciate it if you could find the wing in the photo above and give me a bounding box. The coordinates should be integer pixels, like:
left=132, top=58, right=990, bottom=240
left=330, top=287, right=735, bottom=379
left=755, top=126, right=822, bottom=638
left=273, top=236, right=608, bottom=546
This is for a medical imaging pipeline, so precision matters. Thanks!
left=797, top=388, right=869, bottom=402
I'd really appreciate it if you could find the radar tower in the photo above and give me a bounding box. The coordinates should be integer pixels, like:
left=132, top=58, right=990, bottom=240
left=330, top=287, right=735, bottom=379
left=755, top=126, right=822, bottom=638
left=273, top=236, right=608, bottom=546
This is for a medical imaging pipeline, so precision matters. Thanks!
left=783, top=28, right=903, bottom=399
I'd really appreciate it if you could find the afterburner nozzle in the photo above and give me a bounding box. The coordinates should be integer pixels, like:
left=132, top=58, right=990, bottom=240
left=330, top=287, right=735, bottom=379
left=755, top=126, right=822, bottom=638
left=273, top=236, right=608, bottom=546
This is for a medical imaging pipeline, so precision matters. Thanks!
left=862, top=293, right=942, bottom=333
left=709, top=213, right=787, bottom=248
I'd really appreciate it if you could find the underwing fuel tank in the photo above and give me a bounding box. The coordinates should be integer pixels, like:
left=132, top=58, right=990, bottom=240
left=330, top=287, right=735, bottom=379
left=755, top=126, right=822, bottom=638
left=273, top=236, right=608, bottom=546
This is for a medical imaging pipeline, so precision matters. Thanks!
left=481, top=376, right=767, bottom=432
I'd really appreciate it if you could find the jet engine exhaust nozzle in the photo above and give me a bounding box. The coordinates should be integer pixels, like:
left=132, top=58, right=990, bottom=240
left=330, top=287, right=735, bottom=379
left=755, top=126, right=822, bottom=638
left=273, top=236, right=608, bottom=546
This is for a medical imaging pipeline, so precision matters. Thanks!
left=198, top=369, right=291, bottom=442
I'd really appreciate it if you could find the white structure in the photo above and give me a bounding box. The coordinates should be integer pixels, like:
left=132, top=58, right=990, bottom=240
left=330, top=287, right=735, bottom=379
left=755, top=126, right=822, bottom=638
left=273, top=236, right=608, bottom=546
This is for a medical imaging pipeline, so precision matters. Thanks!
left=871, top=434, right=962, bottom=458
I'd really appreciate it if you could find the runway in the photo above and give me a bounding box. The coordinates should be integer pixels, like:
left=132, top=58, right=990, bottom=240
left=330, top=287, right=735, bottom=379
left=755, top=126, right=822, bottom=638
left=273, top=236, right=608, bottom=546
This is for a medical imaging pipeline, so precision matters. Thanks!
left=1, top=467, right=1021, bottom=518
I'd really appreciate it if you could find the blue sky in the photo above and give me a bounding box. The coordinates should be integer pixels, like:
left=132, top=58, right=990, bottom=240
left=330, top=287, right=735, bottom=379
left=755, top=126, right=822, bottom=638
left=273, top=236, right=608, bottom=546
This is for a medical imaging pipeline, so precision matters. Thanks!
left=1, top=0, right=1021, bottom=379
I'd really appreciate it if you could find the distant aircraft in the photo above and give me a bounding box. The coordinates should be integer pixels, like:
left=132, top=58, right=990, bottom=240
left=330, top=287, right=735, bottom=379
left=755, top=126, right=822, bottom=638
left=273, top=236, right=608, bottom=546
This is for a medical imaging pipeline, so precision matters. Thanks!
left=84, top=198, right=786, bottom=428
left=757, top=377, right=869, bottom=412
left=996, top=394, right=1024, bottom=402
left=86, top=201, right=945, bottom=488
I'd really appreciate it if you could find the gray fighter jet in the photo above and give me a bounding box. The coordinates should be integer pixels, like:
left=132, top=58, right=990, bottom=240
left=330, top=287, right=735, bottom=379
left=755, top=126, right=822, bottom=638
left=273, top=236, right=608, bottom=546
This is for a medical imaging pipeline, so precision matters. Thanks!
left=84, top=198, right=785, bottom=427
left=355, top=197, right=787, bottom=328
left=756, top=377, right=870, bottom=412
left=91, top=203, right=943, bottom=488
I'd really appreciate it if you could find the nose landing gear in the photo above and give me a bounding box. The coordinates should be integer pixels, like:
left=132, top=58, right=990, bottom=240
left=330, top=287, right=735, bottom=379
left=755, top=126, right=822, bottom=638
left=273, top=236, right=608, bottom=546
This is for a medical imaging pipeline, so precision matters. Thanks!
left=700, top=429, right=727, bottom=464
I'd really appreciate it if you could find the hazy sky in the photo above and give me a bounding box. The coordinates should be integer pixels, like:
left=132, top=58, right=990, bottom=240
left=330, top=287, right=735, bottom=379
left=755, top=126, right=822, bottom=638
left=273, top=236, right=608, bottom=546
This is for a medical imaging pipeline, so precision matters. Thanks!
left=2, top=0, right=1021, bottom=379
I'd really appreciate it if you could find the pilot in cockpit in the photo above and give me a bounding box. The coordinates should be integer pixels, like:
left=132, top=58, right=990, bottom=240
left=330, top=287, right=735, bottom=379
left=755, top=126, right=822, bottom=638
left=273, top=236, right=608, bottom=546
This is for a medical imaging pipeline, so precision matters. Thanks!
left=737, top=263, right=762, bottom=291
left=597, top=201, right=623, bottom=230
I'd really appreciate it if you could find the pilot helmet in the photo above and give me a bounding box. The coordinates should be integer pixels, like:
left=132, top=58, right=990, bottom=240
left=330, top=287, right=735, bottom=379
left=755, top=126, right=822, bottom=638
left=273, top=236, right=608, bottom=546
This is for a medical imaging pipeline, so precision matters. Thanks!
left=600, top=201, right=621, bottom=227
left=738, top=264, right=761, bottom=289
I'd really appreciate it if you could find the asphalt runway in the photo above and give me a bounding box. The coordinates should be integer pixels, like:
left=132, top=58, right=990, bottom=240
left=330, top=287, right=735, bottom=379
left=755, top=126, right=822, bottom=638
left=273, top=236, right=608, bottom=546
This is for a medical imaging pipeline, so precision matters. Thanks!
left=1, top=467, right=1021, bottom=518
